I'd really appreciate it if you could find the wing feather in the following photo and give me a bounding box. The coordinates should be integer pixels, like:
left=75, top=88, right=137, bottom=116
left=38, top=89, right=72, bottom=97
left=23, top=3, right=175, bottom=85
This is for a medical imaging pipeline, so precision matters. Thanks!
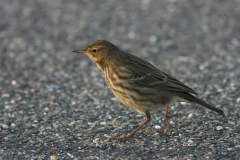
left=119, top=53, right=198, bottom=95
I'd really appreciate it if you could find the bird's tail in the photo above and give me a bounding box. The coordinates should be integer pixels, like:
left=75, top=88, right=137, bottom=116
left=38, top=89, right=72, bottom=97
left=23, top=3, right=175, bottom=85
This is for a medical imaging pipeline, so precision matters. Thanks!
left=183, top=93, right=224, bottom=116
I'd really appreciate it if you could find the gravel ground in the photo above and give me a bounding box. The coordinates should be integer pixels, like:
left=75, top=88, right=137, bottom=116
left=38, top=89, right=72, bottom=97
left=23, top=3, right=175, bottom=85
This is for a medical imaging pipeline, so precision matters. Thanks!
left=1, top=0, right=240, bottom=159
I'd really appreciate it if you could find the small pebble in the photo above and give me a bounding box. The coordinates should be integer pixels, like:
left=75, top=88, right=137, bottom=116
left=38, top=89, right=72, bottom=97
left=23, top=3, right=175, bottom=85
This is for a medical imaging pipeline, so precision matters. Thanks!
left=188, top=113, right=193, bottom=118
left=236, top=97, right=240, bottom=103
left=216, top=126, right=223, bottom=130
left=149, top=35, right=158, bottom=43
left=50, top=155, right=57, bottom=160
left=111, top=97, right=118, bottom=101
left=10, top=99, right=16, bottom=104
left=67, top=153, right=74, bottom=158
left=2, top=93, right=10, bottom=98
left=180, top=102, right=187, bottom=105
left=188, top=140, right=194, bottom=143
left=32, top=124, right=38, bottom=128
left=71, top=101, right=76, bottom=105
left=11, top=80, right=17, bottom=85
left=100, top=122, right=107, bottom=125
left=4, top=137, right=9, bottom=141
left=11, top=123, right=16, bottom=127
left=2, top=124, right=9, bottom=129
left=104, top=134, right=110, bottom=137
left=155, top=125, right=161, bottom=129
left=199, top=65, right=205, bottom=70
left=128, top=31, right=136, bottom=39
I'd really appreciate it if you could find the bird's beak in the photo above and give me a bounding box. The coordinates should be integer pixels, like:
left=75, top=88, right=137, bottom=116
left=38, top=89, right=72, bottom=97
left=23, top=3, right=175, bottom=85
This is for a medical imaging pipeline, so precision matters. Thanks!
left=72, top=49, right=88, bottom=54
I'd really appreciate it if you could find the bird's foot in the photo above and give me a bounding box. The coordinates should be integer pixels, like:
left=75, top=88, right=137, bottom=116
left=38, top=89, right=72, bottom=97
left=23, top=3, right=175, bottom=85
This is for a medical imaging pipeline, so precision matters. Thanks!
left=161, top=106, right=179, bottom=134
left=161, top=113, right=178, bottom=134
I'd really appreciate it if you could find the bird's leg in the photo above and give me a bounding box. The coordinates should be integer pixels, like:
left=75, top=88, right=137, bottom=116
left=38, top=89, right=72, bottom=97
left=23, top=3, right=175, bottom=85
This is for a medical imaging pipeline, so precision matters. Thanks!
left=113, top=112, right=151, bottom=142
left=161, top=106, right=178, bottom=134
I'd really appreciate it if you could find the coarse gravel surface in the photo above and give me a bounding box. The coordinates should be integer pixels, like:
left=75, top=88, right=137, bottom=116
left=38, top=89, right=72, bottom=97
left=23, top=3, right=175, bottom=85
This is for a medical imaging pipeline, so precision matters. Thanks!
left=1, top=0, right=240, bottom=159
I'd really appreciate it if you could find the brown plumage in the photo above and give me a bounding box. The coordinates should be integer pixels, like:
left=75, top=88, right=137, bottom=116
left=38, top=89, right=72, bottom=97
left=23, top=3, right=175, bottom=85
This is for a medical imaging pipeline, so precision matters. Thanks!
left=73, top=40, right=224, bottom=141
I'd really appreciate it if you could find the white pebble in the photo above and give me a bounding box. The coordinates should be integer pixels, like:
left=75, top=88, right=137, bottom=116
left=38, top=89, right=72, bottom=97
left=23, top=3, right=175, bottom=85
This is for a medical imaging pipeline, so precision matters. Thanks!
left=96, top=105, right=101, bottom=108
left=188, top=113, right=193, bottom=118
left=180, top=102, right=187, bottom=105
left=188, top=139, right=196, bottom=146
left=149, top=35, right=158, bottom=43
left=111, top=97, right=118, bottom=101
left=199, top=65, right=204, bottom=70
left=100, top=122, right=107, bottom=125
left=11, top=80, right=17, bottom=85
left=216, top=126, right=223, bottom=130
left=11, top=123, right=16, bottom=127
left=155, top=125, right=161, bottom=129
left=87, top=122, right=95, bottom=125
left=82, top=90, right=88, bottom=94
left=2, top=124, right=9, bottom=129
left=236, top=97, right=240, bottom=103
left=128, top=31, right=136, bottom=39
left=188, top=140, right=194, bottom=143
left=5, top=105, right=12, bottom=109
left=104, top=134, right=110, bottom=137
left=67, top=153, right=74, bottom=158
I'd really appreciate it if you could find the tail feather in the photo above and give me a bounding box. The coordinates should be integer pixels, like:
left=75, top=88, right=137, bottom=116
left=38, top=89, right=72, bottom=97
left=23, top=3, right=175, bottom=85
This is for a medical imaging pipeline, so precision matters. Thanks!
left=182, top=93, right=224, bottom=116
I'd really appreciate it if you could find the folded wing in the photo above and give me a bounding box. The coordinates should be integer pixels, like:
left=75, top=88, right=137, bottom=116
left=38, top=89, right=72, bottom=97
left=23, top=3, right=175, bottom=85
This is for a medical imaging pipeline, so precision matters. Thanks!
left=123, top=53, right=198, bottom=95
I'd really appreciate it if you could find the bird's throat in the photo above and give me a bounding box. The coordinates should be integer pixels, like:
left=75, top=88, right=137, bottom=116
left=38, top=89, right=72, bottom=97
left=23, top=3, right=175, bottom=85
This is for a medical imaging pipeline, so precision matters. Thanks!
left=95, top=60, right=105, bottom=71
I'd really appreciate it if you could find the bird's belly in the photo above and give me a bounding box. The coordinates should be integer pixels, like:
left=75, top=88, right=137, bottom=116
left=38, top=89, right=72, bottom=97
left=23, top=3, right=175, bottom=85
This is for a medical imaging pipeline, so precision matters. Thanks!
left=106, top=81, right=140, bottom=110
left=107, top=82, right=174, bottom=113
left=104, top=72, right=186, bottom=113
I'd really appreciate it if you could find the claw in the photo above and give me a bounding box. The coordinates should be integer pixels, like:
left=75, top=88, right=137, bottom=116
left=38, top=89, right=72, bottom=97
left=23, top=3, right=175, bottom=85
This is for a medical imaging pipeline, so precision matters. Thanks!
left=161, top=106, right=179, bottom=134
left=111, top=112, right=151, bottom=142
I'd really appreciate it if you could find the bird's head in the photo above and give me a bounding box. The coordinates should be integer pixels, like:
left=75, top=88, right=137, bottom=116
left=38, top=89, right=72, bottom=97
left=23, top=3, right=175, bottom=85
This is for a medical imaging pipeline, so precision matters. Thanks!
left=73, top=40, right=119, bottom=70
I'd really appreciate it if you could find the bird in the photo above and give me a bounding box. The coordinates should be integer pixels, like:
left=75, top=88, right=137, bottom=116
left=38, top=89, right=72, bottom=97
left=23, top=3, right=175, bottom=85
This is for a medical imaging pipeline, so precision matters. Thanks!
left=73, top=40, right=224, bottom=141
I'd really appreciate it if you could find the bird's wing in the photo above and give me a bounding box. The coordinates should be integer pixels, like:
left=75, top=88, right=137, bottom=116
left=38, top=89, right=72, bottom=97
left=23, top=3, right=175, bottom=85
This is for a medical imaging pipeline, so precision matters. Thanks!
left=122, top=53, right=198, bottom=95
left=134, top=71, right=198, bottom=95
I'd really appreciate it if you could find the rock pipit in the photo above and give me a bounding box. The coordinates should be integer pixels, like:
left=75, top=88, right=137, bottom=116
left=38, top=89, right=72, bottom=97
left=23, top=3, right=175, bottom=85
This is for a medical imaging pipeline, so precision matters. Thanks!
left=73, top=40, right=224, bottom=141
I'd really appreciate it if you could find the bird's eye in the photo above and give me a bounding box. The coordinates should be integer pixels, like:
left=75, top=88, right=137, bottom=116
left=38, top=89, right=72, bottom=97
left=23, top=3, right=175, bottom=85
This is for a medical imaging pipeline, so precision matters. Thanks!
left=92, top=49, right=97, bottom=53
